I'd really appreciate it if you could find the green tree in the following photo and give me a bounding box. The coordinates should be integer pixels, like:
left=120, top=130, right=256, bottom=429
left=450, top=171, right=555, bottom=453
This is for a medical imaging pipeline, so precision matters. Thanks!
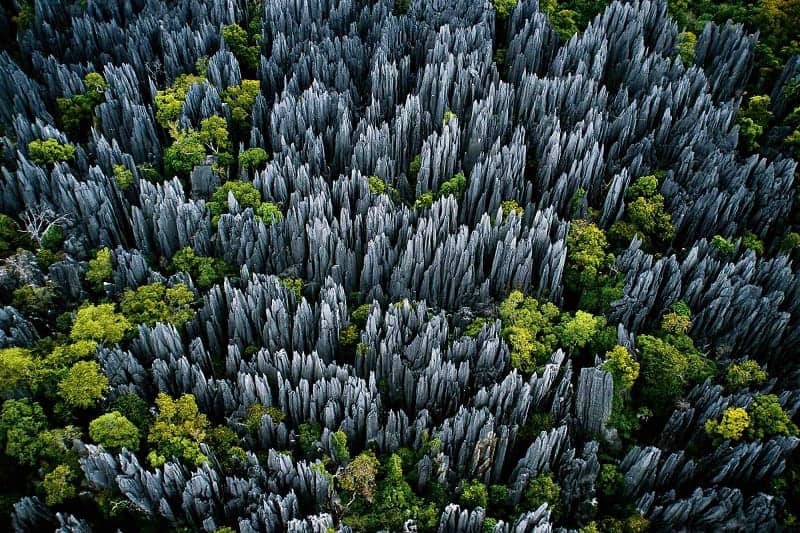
left=155, top=73, right=205, bottom=128
left=120, top=282, right=195, bottom=327
left=239, top=147, right=269, bottom=169
left=338, top=451, right=380, bottom=506
left=705, top=407, right=750, bottom=443
left=58, top=360, right=109, bottom=408
left=0, top=399, right=47, bottom=465
left=28, top=139, right=75, bottom=166
left=566, top=220, right=614, bottom=294
left=677, top=31, right=697, bottom=64
left=602, top=346, right=640, bottom=391
left=0, top=347, right=35, bottom=396
left=198, top=115, right=233, bottom=166
left=113, top=165, right=134, bottom=191
left=0, top=213, right=27, bottom=257
left=740, top=231, right=765, bottom=256
left=256, top=202, right=283, bottom=224
left=331, top=429, right=350, bottom=464
left=493, top=0, right=518, bottom=19
left=637, top=335, right=713, bottom=413
left=746, top=394, right=799, bottom=440
left=222, top=24, right=260, bottom=71
left=222, top=80, right=261, bottom=130
left=522, top=473, right=561, bottom=516
left=439, top=172, right=467, bottom=199
left=147, top=393, right=210, bottom=467
left=171, top=247, right=233, bottom=289
left=557, top=310, right=605, bottom=352
left=86, top=247, right=113, bottom=290
left=70, top=304, right=131, bottom=345
left=163, top=129, right=206, bottom=176
left=415, top=192, right=433, bottom=210
left=661, top=311, right=691, bottom=334
left=89, top=411, right=140, bottom=451
left=711, top=235, right=735, bottom=256
left=499, top=290, right=560, bottom=373
left=597, top=463, right=624, bottom=497
left=112, top=393, right=152, bottom=435
left=207, top=180, right=263, bottom=224
left=460, top=479, right=488, bottom=508
left=726, top=360, right=767, bottom=390
left=12, top=283, right=55, bottom=317
left=42, top=464, right=76, bottom=505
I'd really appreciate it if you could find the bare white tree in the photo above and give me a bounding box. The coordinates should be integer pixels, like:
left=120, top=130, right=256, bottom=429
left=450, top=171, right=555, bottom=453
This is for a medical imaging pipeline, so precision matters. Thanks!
left=19, top=205, right=72, bottom=246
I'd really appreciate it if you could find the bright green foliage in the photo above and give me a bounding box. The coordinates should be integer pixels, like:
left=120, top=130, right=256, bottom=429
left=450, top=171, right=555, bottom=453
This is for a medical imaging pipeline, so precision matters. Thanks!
left=603, top=346, right=639, bottom=390
left=501, top=199, right=525, bottom=218
left=549, top=9, right=579, bottom=41
left=154, top=73, right=204, bottom=128
left=638, top=334, right=713, bottom=413
left=557, top=310, right=605, bottom=352
left=368, top=176, right=387, bottom=195
left=740, top=231, right=764, bottom=255
left=443, top=110, right=458, bottom=124
left=256, top=202, right=283, bottom=224
left=338, top=451, right=380, bottom=504
left=89, top=411, right=140, bottom=451
left=746, top=394, right=798, bottom=440
left=0, top=347, right=35, bottom=396
left=677, top=31, right=697, bottom=64
left=522, top=473, right=561, bottom=515
left=499, top=291, right=560, bottom=373
left=28, top=139, right=75, bottom=165
left=351, top=304, right=372, bottom=327
left=439, top=172, right=466, bottom=199
left=163, top=129, right=206, bottom=176
left=222, top=24, right=260, bottom=70
left=37, top=426, right=81, bottom=466
left=120, top=282, right=195, bottom=327
left=198, top=115, right=233, bottom=166
left=207, top=180, right=262, bottom=224
left=239, top=147, right=269, bottom=169
left=223, top=80, right=261, bottom=130
left=625, top=194, right=675, bottom=242
left=415, top=192, right=433, bottom=210
left=44, top=340, right=97, bottom=370
left=366, top=454, right=437, bottom=530
left=245, top=403, right=285, bottom=433
left=298, top=422, right=322, bottom=455
left=280, top=277, right=303, bottom=299
left=147, top=393, right=210, bottom=467
left=565, top=220, right=615, bottom=300
left=56, top=73, right=107, bottom=138
left=86, top=247, right=113, bottom=290
left=339, top=325, right=359, bottom=347
left=670, top=300, right=692, bottom=317
left=0, top=399, right=48, bottom=465
left=460, top=479, right=488, bottom=508
left=661, top=311, right=691, bottom=334
left=493, top=0, right=518, bottom=18
left=113, top=165, right=133, bottom=190
left=43, top=464, right=76, bottom=505
left=70, top=304, right=131, bottom=345
left=597, top=463, right=624, bottom=497
left=12, top=283, right=55, bottom=316
left=627, top=175, right=659, bottom=199
left=726, top=360, right=767, bottom=390
left=171, top=247, right=233, bottom=289
left=737, top=96, right=772, bottom=151
left=464, top=316, right=490, bottom=337
left=58, top=360, right=108, bottom=408
left=331, top=429, right=350, bottom=464
left=711, top=235, right=735, bottom=256
left=705, top=407, right=750, bottom=443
